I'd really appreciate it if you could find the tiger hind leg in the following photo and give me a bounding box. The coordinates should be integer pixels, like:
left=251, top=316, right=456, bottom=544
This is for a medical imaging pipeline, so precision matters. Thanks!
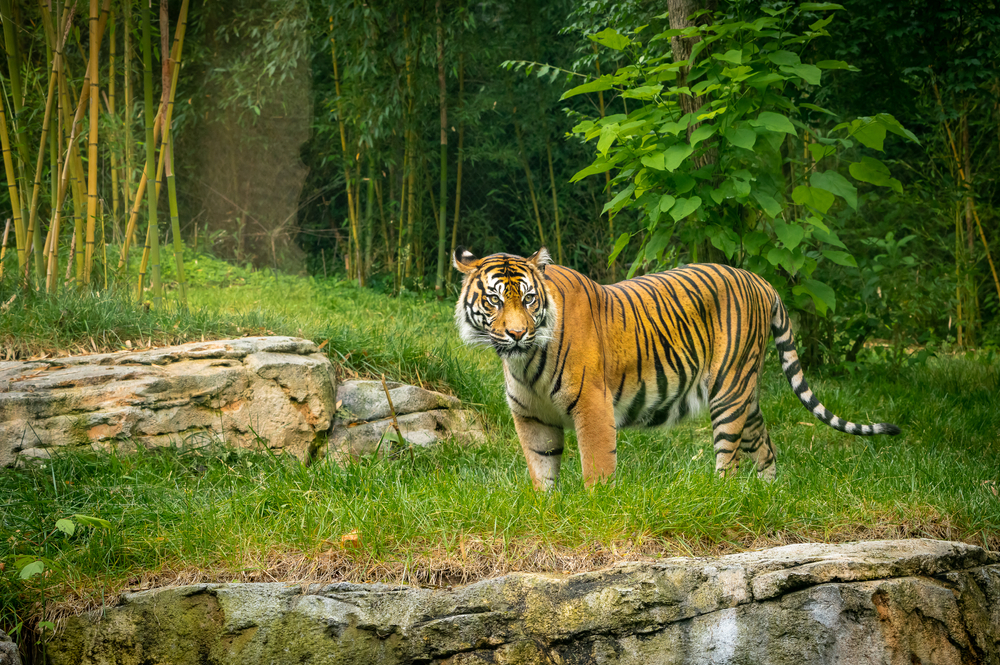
left=512, top=414, right=565, bottom=491
left=710, top=397, right=751, bottom=478
left=739, top=404, right=777, bottom=481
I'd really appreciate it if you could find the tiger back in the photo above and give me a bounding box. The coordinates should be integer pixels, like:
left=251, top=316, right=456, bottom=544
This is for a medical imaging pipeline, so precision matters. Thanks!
left=454, top=247, right=900, bottom=490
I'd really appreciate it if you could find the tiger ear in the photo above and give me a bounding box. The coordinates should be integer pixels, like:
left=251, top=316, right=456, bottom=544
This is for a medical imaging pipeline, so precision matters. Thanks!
left=453, top=247, right=481, bottom=274
left=528, top=247, right=552, bottom=273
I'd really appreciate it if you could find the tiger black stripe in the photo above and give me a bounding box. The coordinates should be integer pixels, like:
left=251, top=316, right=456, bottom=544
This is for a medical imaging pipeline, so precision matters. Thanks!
left=454, top=248, right=901, bottom=491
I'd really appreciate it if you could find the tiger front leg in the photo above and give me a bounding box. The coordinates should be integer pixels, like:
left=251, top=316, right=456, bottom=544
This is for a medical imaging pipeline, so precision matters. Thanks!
left=512, top=414, right=565, bottom=491
left=572, top=394, right=617, bottom=489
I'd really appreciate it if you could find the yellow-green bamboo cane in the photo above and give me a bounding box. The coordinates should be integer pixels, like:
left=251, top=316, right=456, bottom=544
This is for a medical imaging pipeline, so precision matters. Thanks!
left=85, top=0, right=101, bottom=284
left=0, top=93, right=24, bottom=273
left=164, top=137, right=186, bottom=307
left=140, top=0, right=161, bottom=307
left=123, top=0, right=134, bottom=247
left=23, top=51, right=60, bottom=278
left=0, top=0, right=30, bottom=274
left=109, top=7, right=119, bottom=235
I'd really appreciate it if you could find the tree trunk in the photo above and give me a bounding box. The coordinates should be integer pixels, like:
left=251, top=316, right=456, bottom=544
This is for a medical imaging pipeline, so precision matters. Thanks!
left=448, top=49, right=465, bottom=287
left=668, top=0, right=716, bottom=168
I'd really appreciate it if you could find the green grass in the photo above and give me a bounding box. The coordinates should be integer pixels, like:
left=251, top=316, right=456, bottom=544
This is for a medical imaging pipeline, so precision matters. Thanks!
left=1, top=257, right=999, bottom=638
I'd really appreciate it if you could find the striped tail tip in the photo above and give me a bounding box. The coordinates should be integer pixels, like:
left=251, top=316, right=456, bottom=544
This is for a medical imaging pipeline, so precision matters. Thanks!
left=879, top=423, right=901, bottom=436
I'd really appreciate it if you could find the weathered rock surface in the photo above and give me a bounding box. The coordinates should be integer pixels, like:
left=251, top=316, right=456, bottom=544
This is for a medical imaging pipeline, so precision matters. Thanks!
left=328, top=380, right=484, bottom=458
left=0, top=337, right=336, bottom=464
left=0, top=629, right=21, bottom=665
left=46, top=539, right=1000, bottom=665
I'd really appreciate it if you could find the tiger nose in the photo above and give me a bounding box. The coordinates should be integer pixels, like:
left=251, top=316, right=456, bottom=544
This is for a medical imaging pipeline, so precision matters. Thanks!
left=507, top=328, right=526, bottom=341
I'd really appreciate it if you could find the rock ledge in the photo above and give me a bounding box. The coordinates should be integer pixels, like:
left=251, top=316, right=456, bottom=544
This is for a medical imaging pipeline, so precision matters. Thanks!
left=47, top=539, right=1000, bottom=665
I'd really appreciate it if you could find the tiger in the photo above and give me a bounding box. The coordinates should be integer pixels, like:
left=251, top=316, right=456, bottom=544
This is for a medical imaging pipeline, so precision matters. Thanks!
left=453, top=247, right=900, bottom=490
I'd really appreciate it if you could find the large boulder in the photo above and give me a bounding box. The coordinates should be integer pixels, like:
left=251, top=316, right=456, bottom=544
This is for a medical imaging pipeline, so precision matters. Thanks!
left=0, top=337, right=336, bottom=464
left=328, top=380, right=484, bottom=459
left=45, top=539, right=1000, bottom=664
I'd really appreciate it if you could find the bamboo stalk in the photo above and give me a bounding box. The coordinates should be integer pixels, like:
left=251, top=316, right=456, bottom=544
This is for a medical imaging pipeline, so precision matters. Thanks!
left=0, top=218, right=10, bottom=279
left=23, top=48, right=60, bottom=277
left=364, top=159, right=374, bottom=276
left=1, top=0, right=30, bottom=274
left=123, top=0, right=134, bottom=247
left=546, top=138, right=563, bottom=265
left=84, top=0, right=101, bottom=283
left=434, top=0, right=448, bottom=297
left=403, top=11, right=416, bottom=280
left=330, top=26, right=364, bottom=286
left=448, top=49, right=465, bottom=287
left=108, top=6, right=119, bottom=235
left=0, top=86, right=24, bottom=274
left=165, top=137, right=187, bottom=306
left=931, top=78, right=1000, bottom=311
left=140, top=0, right=161, bottom=306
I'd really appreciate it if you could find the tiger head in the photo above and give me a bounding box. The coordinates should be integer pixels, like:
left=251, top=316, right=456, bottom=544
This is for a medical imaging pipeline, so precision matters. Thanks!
left=453, top=247, right=556, bottom=359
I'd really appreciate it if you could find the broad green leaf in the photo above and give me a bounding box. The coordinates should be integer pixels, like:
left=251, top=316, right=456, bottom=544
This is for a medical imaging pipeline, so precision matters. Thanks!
left=849, top=156, right=903, bottom=192
left=658, top=194, right=676, bottom=212
left=821, top=249, right=858, bottom=267
left=589, top=28, right=632, bottom=51
left=743, top=231, right=770, bottom=256
left=622, top=85, right=664, bottom=100
left=609, top=232, right=631, bottom=264
left=708, top=226, right=739, bottom=258
left=780, top=63, right=822, bottom=85
left=801, top=102, right=836, bottom=115
left=748, top=72, right=785, bottom=87
left=570, top=156, right=619, bottom=182
left=732, top=176, right=751, bottom=198
left=796, top=278, right=837, bottom=315
left=816, top=59, right=855, bottom=70
left=641, top=152, right=666, bottom=170
left=813, top=226, right=847, bottom=249
left=602, top=184, right=635, bottom=215
left=851, top=118, right=887, bottom=151
left=767, top=246, right=792, bottom=270
left=663, top=143, right=694, bottom=171
left=696, top=106, right=727, bottom=121
left=55, top=519, right=76, bottom=536
left=752, top=191, right=783, bottom=218
left=644, top=229, right=673, bottom=261
left=792, top=185, right=835, bottom=214
left=808, top=142, right=837, bottom=161
left=670, top=196, right=702, bottom=221
left=713, top=49, right=743, bottom=65
left=690, top=123, right=717, bottom=146
left=19, top=560, right=45, bottom=580
left=560, top=77, right=614, bottom=101
left=773, top=220, right=805, bottom=250
left=800, top=3, right=845, bottom=10
left=803, top=215, right=830, bottom=232
left=724, top=126, right=756, bottom=150
left=767, top=50, right=800, bottom=66
left=875, top=112, right=920, bottom=144
left=751, top=111, right=797, bottom=135
left=810, top=170, right=857, bottom=210
left=597, top=124, right=618, bottom=156
left=672, top=172, right=696, bottom=194
left=73, top=514, right=112, bottom=529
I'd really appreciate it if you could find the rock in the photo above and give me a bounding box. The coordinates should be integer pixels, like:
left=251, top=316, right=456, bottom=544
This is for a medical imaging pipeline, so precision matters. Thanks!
left=0, top=337, right=336, bottom=465
left=328, top=380, right=484, bottom=459
left=45, top=539, right=1000, bottom=665
left=0, top=629, right=21, bottom=665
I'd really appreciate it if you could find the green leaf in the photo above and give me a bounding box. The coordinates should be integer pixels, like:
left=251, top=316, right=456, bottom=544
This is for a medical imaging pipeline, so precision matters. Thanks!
left=597, top=124, right=618, bottom=156
left=19, top=560, right=45, bottom=580
left=690, top=123, right=717, bottom=146
left=779, top=63, right=822, bottom=85
left=851, top=118, right=887, bottom=151
left=795, top=279, right=837, bottom=315
left=724, top=126, right=756, bottom=150
left=55, top=519, right=76, bottom=536
left=743, top=231, right=770, bottom=256
left=707, top=225, right=739, bottom=258
left=810, top=170, right=857, bottom=210
left=713, top=49, right=743, bottom=65
left=641, top=152, right=666, bottom=170
left=663, top=143, right=694, bottom=171
left=602, top=184, right=636, bottom=215
left=589, top=28, right=632, bottom=51
left=622, top=84, right=664, bottom=100
left=813, top=226, right=847, bottom=249
left=816, top=59, right=855, bottom=70
left=658, top=194, right=677, bottom=212
left=644, top=229, right=673, bottom=262
left=609, top=232, right=631, bottom=264
left=767, top=50, right=800, bottom=66
left=808, top=142, right=837, bottom=161
left=560, top=77, right=614, bottom=101
left=849, top=156, right=903, bottom=192
left=800, top=2, right=845, bottom=10
left=875, top=113, right=919, bottom=144
left=570, top=156, right=619, bottom=183
left=821, top=249, right=858, bottom=267
left=792, top=185, right=835, bottom=214
left=72, top=514, right=112, bottom=530
left=801, top=102, right=836, bottom=115
left=670, top=196, right=702, bottom=221
left=752, top=191, right=783, bottom=218
left=773, top=220, right=805, bottom=250
left=751, top=111, right=797, bottom=135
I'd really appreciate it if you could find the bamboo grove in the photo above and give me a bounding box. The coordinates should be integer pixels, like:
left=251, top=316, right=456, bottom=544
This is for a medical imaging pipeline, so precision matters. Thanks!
left=0, top=0, right=189, bottom=307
